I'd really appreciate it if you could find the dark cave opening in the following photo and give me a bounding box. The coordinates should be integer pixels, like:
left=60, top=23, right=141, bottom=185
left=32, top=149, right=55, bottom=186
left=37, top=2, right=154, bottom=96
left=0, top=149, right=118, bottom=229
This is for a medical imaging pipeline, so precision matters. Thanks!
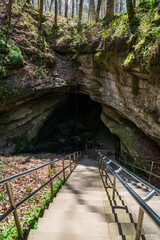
left=33, top=93, right=119, bottom=153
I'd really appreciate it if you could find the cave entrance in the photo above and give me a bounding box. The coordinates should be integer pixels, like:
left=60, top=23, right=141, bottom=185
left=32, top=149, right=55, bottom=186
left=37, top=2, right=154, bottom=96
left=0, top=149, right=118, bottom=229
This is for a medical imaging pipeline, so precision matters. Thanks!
left=33, top=94, right=119, bottom=153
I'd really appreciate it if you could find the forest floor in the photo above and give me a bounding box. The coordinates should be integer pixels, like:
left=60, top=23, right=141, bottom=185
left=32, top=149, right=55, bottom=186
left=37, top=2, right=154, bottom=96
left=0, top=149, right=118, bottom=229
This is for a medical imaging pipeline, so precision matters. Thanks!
left=0, top=153, right=74, bottom=238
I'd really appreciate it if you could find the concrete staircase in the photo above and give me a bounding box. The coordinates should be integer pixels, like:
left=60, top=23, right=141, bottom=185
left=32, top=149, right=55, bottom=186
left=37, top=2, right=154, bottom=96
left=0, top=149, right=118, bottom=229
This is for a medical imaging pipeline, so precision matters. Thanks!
left=101, top=166, right=160, bottom=240
left=28, top=156, right=160, bottom=240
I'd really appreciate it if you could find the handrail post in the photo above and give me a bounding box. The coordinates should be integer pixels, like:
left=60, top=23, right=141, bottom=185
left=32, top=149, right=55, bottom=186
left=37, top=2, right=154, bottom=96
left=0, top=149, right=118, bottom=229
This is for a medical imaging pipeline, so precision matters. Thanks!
left=77, top=152, right=79, bottom=162
left=74, top=153, right=76, bottom=163
left=135, top=207, right=144, bottom=240
left=48, top=165, right=54, bottom=198
left=105, top=166, right=108, bottom=185
left=80, top=151, right=82, bottom=161
left=63, top=158, right=65, bottom=180
left=124, top=155, right=127, bottom=167
left=101, top=159, right=104, bottom=174
left=98, top=157, right=101, bottom=169
left=6, top=181, right=23, bottom=239
left=69, top=155, right=72, bottom=173
left=112, top=175, right=116, bottom=200
left=149, top=161, right=154, bottom=183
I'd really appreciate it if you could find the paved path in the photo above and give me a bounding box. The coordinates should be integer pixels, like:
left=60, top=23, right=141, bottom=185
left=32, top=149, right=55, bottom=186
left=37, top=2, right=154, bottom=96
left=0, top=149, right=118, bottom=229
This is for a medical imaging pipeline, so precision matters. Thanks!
left=28, top=156, right=160, bottom=240
left=28, top=157, right=109, bottom=240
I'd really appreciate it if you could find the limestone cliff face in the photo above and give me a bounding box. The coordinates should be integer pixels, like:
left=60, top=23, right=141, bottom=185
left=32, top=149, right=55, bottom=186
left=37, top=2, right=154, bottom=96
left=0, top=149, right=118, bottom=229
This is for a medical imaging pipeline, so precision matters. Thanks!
left=0, top=92, right=67, bottom=155
left=78, top=54, right=160, bottom=155
left=0, top=52, right=160, bottom=156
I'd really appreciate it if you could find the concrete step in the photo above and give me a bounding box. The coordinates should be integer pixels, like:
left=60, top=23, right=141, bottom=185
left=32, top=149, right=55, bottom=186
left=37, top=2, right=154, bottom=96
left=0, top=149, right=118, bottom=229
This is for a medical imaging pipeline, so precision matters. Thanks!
left=60, top=188, right=105, bottom=194
left=109, top=233, right=160, bottom=240
left=55, top=192, right=107, bottom=201
left=106, top=212, right=135, bottom=223
left=62, top=185, right=103, bottom=192
left=108, top=222, right=159, bottom=235
left=42, top=210, right=106, bottom=222
left=105, top=206, right=128, bottom=214
left=48, top=202, right=105, bottom=213
left=129, top=205, right=160, bottom=216
left=103, top=200, right=124, bottom=206
left=52, top=197, right=105, bottom=206
left=37, top=218, right=109, bottom=235
left=28, top=230, right=108, bottom=240
left=63, top=183, right=102, bottom=189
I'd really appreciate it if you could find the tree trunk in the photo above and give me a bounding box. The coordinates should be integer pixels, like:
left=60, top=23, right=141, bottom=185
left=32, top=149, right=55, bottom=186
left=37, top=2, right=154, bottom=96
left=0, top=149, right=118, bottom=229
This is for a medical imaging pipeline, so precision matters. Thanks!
left=115, top=0, right=118, bottom=13
left=76, top=0, right=78, bottom=18
left=54, top=0, right=58, bottom=27
left=105, top=0, right=114, bottom=21
left=133, top=0, right=136, bottom=8
left=72, top=0, right=74, bottom=18
left=65, top=0, right=68, bottom=18
left=90, top=0, right=95, bottom=21
left=39, top=0, right=44, bottom=29
left=78, top=0, right=84, bottom=26
left=45, top=0, right=47, bottom=11
left=49, top=0, right=54, bottom=12
left=96, top=0, right=102, bottom=21
left=120, top=0, right=123, bottom=12
left=8, top=0, right=12, bottom=33
left=59, top=0, right=62, bottom=15
left=126, top=0, right=135, bottom=22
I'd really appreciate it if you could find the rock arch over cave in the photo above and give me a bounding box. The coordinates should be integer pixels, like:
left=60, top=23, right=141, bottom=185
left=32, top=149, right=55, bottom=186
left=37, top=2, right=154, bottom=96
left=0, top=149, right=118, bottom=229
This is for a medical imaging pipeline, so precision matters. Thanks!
left=33, top=93, right=119, bottom=153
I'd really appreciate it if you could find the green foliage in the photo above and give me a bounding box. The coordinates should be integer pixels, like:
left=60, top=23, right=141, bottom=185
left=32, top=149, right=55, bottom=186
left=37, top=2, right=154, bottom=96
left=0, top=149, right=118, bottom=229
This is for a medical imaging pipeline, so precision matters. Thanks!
left=8, top=41, right=23, bottom=66
left=0, top=179, right=65, bottom=240
left=25, top=185, right=31, bottom=192
left=9, top=50, right=23, bottom=65
left=0, top=66, right=6, bottom=74
left=122, top=53, right=135, bottom=69
left=95, top=0, right=160, bottom=76
left=95, top=51, right=112, bottom=64
left=13, top=138, right=29, bottom=154
left=0, top=193, right=4, bottom=202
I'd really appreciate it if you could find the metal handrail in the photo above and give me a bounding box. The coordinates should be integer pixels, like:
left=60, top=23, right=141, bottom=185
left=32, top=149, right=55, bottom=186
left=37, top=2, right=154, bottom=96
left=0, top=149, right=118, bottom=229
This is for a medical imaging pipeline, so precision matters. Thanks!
left=0, top=151, right=83, bottom=239
left=100, top=153, right=160, bottom=195
left=118, top=156, right=160, bottom=179
left=117, top=152, right=160, bottom=163
left=97, top=151, right=160, bottom=240
left=0, top=152, right=77, bottom=184
left=116, top=151, right=160, bottom=183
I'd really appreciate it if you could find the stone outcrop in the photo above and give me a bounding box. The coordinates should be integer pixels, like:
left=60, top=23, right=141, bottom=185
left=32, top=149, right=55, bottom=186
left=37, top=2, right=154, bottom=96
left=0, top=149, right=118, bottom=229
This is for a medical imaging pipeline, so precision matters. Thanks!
left=78, top=54, right=160, bottom=156
left=0, top=51, right=160, bottom=157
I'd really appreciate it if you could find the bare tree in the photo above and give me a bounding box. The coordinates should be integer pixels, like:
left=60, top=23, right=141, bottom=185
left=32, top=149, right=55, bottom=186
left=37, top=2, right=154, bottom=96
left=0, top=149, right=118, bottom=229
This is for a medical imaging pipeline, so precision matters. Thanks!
left=78, top=0, right=84, bottom=26
left=59, top=0, right=62, bottom=15
left=90, top=0, right=96, bottom=21
left=72, top=0, right=75, bottom=18
left=120, top=0, right=123, bottom=12
left=105, top=0, right=114, bottom=21
left=54, top=0, right=58, bottom=27
left=133, top=0, right=136, bottom=7
left=96, top=0, right=102, bottom=21
left=76, top=0, right=78, bottom=18
left=39, top=0, right=44, bottom=29
left=49, top=0, right=54, bottom=12
left=7, top=0, right=12, bottom=34
left=65, top=0, right=68, bottom=18
left=115, top=0, right=118, bottom=13
left=126, top=0, right=135, bottom=21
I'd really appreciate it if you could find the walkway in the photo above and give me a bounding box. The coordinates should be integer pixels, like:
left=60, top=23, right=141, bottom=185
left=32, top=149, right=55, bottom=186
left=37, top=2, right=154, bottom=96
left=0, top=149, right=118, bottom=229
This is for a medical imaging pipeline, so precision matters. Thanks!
left=28, top=157, right=109, bottom=240
left=28, top=156, right=160, bottom=240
